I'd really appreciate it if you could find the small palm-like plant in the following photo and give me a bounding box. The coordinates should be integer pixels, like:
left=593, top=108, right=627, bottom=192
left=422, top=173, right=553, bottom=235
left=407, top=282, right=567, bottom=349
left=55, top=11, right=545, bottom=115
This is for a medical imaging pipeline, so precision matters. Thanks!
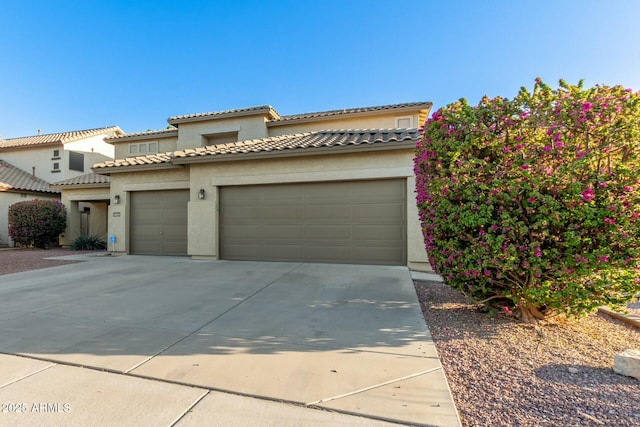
left=71, top=235, right=107, bottom=251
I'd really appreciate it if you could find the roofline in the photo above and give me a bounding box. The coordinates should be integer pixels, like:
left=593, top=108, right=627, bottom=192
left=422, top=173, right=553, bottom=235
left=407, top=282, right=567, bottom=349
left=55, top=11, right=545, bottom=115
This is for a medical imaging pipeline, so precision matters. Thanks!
left=0, top=126, right=124, bottom=150
left=0, top=186, right=60, bottom=195
left=267, top=103, right=433, bottom=127
left=50, top=182, right=111, bottom=190
left=0, top=141, right=63, bottom=151
left=91, top=163, right=185, bottom=175
left=168, top=106, right=280, bottom=126
left=105, top=129, right=179, bottom=143
left=171, top=139, right=416, bottom=165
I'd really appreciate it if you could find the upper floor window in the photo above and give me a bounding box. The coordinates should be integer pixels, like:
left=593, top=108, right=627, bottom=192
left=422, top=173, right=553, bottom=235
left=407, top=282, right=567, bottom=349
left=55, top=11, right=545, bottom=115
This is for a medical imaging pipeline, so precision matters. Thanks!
left=395, top=116, right=413, bottom=128
left=69, top=151, right=84, bottom=172
left=129, top=142, right=158, bottom=155
left=52, top=149, right=61, bottom=160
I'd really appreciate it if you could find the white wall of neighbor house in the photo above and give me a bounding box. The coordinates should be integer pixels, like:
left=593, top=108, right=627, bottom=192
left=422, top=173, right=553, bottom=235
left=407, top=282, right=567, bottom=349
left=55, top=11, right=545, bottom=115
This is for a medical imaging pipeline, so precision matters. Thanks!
left=64, top=133, right=116, bottom=158
left=268, top=113, right=422, bottom=136
left=0, top=147, right=64, bottom=183
left=0, top=192, right=60, bottom=246
left=107, top=168, right=190, bottom=253
left=187, top=149, right=431, bottom=270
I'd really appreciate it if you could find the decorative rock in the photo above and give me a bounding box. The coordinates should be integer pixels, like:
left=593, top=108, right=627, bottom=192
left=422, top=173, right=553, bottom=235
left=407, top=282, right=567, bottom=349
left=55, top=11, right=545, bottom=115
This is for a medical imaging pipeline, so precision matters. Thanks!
left=568, top=367, right=579, bottom=374
left=613, top=349, right=640, bottom=380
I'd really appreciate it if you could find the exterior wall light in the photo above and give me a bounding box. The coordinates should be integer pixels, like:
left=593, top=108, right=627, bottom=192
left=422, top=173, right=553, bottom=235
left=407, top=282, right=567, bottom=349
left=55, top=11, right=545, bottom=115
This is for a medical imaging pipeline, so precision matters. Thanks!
left=198, top=189, right=205, bottom=200
left=114, top=194, right=120, bottom=204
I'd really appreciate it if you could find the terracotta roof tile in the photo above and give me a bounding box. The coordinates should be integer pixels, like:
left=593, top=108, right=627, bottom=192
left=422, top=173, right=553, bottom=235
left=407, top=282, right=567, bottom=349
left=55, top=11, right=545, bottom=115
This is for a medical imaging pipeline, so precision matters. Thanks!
left=93, top=129, right=418, bottom=170
left=272, top=102, right=433, bottom=123
left=0, top=126, right=123, bottom=150
left=105, top=128, right=178, bottom=142
left=51, top=173, right=110, bottom=187
left=168, top=105, right=281, bottom=124
left=0, top=160, right=57, bottom=193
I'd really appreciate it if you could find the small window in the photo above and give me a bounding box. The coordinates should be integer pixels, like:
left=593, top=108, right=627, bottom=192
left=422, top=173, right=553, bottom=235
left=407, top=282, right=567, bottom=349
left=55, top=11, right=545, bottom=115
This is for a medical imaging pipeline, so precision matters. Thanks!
left=148, top=142, right=157, bottom=153
left=129, top=144, right=138, bottom=155
left=53, top=149, right=60, bottom=157
left=396, top=116, right=413, bottom=128
left=139, top=144, right=148, bottom=154
left=52, top=162, right=60, bottom=170
left=69, top=151, right=84, bottom=172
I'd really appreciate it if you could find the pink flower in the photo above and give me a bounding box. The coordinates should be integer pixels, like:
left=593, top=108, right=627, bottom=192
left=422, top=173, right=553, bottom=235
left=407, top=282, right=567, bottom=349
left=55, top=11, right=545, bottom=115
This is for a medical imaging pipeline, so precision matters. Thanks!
left=581, top=187, right=595, bottom=202
left=503, top=146, right=511, bottom=153
left=598, top=182, right=607, bottom=188
left=543, top=145, right=552, bottom=152
left=582, top=102, right=593, bottom=112
left=527, top=197, right=536, bottom=203
left=604, top=218, right=616, bottom=225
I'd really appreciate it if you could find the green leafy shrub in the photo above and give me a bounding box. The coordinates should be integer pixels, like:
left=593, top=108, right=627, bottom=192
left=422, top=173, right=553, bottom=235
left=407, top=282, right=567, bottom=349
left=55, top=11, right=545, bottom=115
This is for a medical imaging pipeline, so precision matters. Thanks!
left=415, top=79, right=640, bottom=322
left=71, top=235, right=107, bottom=251
left=8, top=199, right=67, bottom=249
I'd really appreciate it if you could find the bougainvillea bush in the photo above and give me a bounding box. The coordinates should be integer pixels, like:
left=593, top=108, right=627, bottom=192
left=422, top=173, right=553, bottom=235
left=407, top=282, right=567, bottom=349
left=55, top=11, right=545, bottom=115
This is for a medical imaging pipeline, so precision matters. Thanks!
left=415, top=79, right=640, bottom=322
left=8, top=200, right=67, bottom=249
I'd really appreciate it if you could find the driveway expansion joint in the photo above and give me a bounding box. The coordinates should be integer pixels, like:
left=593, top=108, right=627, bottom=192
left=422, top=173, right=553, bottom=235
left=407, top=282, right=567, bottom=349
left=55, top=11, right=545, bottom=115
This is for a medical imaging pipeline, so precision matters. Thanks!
left=169, top=389, right=210, bottom=427
left=306, top=367, right=442, bottom=406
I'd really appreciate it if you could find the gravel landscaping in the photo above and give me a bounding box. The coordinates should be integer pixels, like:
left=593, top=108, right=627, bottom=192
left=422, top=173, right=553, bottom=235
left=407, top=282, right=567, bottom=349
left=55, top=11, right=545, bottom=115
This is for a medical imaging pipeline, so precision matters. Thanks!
left=0, top=248, right=105, bottom=276
left=415, top=279, right=640, bottom=427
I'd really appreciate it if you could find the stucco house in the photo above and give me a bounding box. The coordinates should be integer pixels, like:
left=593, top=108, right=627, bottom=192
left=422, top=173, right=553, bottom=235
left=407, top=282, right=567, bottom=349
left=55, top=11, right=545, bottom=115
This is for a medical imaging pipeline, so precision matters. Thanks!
left=60, top=102, right=433, bottom=270
left=0, top=126, right=123, bottom=246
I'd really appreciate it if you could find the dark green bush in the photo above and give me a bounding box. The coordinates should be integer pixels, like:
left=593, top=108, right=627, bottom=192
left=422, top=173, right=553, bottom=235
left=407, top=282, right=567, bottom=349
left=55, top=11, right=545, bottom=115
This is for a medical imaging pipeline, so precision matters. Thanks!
left=71, top=235, right=107, bottom=250
left=8, top=200, right=67, bottom=249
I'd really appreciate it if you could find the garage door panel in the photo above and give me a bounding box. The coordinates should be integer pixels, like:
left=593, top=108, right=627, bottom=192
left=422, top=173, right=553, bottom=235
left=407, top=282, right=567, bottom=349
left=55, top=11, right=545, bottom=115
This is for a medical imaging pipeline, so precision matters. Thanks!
left=354, top=224, right=405, bottom=241
left=305, top=225, right=352, bottom=239
left=130, top=190, right=189, bottom=256
left=304, top=205, right=351, bottom=220
left=261, top=206, right=303, bottom=219
left=224, top=225, right=261, bottom=238
left=262, top=225, right=305, bottom=239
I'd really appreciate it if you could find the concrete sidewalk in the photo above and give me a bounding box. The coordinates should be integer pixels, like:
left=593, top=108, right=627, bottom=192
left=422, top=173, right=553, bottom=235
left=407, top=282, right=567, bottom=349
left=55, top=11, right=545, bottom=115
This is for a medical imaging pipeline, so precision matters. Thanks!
left=0, top=255, right=460, bottom=426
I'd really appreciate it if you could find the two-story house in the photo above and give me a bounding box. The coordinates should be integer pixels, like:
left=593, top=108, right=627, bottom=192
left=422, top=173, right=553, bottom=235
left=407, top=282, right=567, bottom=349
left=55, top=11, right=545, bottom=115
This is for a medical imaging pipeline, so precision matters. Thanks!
left=59, top=103, right=433, bottom=270
left=0, top=126, right=123, bottom=246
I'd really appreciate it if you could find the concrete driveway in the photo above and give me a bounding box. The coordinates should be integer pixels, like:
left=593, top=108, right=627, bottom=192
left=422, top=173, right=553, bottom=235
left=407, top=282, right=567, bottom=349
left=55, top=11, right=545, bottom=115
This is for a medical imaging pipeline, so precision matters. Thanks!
left=0, top=255, right=459, bottom=426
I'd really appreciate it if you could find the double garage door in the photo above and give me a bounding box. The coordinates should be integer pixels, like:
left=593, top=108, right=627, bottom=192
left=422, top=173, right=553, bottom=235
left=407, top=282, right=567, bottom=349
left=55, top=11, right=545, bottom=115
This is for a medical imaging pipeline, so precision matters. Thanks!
left=129, top=180, right=407, bottom=265
left=220, top=179, right=407, bottom=265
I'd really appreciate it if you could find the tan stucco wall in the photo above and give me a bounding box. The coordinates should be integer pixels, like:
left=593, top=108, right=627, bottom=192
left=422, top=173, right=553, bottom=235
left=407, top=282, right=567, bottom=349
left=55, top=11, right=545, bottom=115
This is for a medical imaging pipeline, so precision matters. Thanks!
left=58, top=186, right=110, bottom=246
left=176, top=115, right=268, bottom=151
left=268, top=112, right=422, bottom=136
left=0, top=192, right=60, bottom=246
left=107, top=168, right=190, bottom=253
left=186, top=149, right=430, bottom=269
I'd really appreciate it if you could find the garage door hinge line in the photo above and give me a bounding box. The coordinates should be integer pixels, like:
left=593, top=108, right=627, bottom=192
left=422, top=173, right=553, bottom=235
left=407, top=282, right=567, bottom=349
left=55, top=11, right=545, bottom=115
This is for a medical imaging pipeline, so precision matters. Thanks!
left=127, top=263, right=304, bottom=372
left=305, top=367, right=441, bottom=406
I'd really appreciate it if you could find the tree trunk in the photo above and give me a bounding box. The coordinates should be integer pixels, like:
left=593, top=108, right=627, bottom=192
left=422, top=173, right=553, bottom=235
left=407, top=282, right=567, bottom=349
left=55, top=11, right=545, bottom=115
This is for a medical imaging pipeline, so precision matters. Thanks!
left=514, top=304, right=547, bottom=324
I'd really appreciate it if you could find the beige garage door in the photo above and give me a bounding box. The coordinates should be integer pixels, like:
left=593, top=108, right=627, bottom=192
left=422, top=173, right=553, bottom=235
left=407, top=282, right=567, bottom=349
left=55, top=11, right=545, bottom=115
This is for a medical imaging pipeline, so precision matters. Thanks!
left=220, top=180, right=406, bottom=265
left=130, top=190, right=189, bottom=255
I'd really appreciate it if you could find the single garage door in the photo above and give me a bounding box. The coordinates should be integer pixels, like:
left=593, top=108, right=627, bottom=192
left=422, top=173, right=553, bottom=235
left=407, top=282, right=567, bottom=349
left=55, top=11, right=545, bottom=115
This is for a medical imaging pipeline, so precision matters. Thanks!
left=220, top=179, right=406, bottom=265
left=130, top=190, right=189, bottom=255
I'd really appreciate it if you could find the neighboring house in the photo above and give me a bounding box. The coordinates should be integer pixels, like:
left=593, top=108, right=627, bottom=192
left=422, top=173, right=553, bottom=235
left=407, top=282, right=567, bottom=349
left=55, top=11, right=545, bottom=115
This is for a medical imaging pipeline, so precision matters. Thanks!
left=62, top=102, right=433, bottom=270
left=0, top=126, right=124, bottom=246
left=0, top=160, right=59, bottom=246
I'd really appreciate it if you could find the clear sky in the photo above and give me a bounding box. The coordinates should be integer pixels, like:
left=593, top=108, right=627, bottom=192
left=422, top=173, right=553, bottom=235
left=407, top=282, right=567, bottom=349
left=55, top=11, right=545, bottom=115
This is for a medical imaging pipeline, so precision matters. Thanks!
left=1, top=0, right=638, bottom=138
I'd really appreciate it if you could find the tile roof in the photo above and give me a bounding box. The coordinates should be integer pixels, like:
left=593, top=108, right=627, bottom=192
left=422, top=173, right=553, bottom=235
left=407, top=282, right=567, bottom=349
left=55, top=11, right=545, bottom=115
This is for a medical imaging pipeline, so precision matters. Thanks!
left=168, top=105, right=281, bottom=124
left=272, top=102, right=433, bottom=123
left=51, top=173, right=110, bottom=187
left=105, top=128, right=178, bottom=143
left=0, top=126, right=123, bottom=150
left=93, top=129, right=419, bottom=170
left=0, top=160, right=57, bottom=193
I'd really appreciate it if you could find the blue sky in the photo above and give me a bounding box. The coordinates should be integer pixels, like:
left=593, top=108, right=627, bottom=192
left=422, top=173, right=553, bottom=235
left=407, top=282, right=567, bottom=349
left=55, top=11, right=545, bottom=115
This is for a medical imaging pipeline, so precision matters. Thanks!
left=1, top=0, right=639, bottom=138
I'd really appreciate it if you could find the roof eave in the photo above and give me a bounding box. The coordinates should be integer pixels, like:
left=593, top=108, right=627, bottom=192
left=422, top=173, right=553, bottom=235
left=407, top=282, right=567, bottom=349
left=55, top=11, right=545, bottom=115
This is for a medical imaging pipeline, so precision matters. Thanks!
left=268, top=103, right=433, bottom=127
left=50, top=182, right=110, bottom=190
left=91, top=163, right=185, bottom=174
left=168, top=107, right=279, bottom=126
left=171, top=139, right=416, bottom=165
left=105, top=129, right=179, bottom=144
